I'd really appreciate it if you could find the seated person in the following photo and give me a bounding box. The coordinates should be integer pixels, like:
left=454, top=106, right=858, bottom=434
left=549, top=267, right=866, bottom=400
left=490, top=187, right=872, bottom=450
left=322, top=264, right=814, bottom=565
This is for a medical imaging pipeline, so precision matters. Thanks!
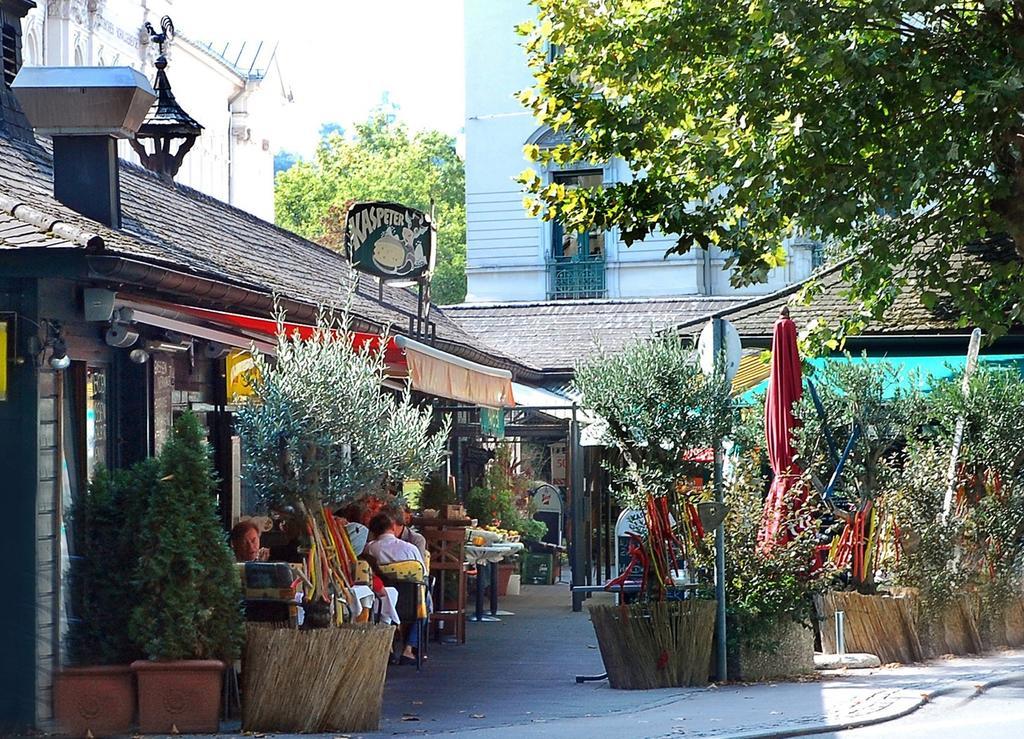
left=365, top=512, right=427, bottom=664
left=385, top=499, right=427, bottom=559
left=230, top=520, right=270, bottom=563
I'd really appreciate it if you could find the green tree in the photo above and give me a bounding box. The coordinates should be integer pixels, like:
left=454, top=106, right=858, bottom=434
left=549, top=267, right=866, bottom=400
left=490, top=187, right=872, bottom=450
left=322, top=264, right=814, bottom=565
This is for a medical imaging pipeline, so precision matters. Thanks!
left=275, top=110, right=468, bottom=304
left=518, top=1, right=1024, bottom=343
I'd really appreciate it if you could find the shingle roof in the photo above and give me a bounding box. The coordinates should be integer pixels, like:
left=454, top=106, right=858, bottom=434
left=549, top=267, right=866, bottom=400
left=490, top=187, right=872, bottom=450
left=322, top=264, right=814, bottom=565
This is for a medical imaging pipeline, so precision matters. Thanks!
left=0, top=132, right=535, bottom=375
left=445, top=296, right=744, bottom=372
left=674, top=246, right=1023, bottom=344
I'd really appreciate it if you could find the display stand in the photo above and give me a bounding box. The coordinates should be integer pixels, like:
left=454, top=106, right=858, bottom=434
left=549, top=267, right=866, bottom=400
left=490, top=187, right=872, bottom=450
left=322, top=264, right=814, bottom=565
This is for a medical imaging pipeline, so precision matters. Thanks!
left=413, top=517, right=469, bottom=643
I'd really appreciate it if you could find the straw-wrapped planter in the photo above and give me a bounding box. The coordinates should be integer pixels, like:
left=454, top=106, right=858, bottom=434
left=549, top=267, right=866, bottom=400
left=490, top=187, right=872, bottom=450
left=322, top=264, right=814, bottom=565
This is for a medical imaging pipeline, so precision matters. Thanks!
left=970, top=595, right=1024, bottom=650
left=588, top=600, right=716, bottom=689
left=915, top=594, right=982, bottom=658
left=815, top=591, right=923, bottom=663
left=242, top=622, right=395, bottom=733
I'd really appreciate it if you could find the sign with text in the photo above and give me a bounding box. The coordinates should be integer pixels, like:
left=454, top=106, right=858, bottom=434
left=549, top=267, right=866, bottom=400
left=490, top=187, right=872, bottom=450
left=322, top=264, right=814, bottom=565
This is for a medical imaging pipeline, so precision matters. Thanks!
left=343, top=201, right=433, bottom=280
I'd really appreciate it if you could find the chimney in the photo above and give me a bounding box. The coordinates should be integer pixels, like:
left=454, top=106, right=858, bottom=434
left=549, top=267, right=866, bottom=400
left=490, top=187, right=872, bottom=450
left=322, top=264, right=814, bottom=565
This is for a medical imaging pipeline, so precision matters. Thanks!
left=12, top=66, right=156, bottom=228
left=0, top=0, right=35, bottom=143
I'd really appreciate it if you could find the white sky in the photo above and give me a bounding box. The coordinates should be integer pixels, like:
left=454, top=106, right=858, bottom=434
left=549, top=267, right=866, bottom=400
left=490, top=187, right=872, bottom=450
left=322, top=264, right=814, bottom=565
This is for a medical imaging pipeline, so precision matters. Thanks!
left=174, top=0, right=466, bottom=157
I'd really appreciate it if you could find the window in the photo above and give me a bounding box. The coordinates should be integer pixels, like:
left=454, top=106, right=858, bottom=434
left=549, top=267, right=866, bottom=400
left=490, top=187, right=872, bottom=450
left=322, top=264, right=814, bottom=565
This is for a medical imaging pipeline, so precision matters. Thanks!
left=548, top=170, right=606, bottom=299
left=811, top=242, right=827, bottom=270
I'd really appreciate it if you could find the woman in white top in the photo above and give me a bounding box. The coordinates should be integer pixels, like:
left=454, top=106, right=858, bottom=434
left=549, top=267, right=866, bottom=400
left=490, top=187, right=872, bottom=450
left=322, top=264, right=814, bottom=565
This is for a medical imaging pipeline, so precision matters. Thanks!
left=365, top=513, right=426, bottom=664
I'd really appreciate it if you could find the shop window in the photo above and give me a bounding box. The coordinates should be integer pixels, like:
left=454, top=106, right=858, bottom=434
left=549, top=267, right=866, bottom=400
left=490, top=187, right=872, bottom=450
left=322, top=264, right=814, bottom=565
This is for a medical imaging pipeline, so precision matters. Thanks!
left=548, top=170, right=606, bottom=300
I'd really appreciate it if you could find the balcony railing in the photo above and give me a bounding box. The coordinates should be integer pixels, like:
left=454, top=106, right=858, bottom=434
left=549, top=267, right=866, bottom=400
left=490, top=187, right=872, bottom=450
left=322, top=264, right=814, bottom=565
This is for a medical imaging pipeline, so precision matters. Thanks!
left=547, top=254, right=606, bottom=300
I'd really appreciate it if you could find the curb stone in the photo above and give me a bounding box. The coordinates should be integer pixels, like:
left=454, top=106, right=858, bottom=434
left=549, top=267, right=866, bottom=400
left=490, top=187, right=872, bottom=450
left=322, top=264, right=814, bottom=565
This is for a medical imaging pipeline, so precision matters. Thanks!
left=713, top=671, right=1024, bottom=739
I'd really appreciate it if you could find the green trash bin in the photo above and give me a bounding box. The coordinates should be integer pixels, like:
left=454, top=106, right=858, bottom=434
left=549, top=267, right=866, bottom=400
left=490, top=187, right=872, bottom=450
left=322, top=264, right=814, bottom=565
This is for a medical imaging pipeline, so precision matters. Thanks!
left=521, top=552, right=554, bottom=585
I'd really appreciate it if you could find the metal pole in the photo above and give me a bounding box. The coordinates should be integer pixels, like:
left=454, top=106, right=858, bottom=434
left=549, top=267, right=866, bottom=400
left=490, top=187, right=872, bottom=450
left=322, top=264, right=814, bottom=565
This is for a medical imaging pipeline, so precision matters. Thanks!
left=835, top=610, right=846, bottom=655
left=570, top=406, right=586, bottom=611
left=712, top=318, right=728, bottom=682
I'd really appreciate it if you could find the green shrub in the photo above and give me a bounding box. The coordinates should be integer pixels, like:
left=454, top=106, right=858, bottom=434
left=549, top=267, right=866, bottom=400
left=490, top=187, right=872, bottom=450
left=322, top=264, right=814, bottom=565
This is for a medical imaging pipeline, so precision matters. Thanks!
left=695, top=453, right=831, bottom=653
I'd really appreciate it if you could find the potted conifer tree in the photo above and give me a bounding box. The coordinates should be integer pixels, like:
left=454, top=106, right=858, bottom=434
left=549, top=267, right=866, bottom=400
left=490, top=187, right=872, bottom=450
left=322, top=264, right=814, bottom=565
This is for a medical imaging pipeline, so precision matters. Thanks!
left=54, top=461, right=158, bottom=736
left=129, top=412, right=243, bottom=734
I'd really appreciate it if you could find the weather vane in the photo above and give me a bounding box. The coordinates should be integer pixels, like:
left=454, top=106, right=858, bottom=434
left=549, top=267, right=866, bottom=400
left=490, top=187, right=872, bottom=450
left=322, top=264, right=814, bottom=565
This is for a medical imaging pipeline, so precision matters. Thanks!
left=144, top=15, right=176, bottom=58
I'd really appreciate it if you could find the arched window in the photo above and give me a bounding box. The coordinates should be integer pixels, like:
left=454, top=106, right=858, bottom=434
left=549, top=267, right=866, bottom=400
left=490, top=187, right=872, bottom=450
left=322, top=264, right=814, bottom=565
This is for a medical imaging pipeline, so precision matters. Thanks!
left=74, top=45, right=84, bottom=67
left=24, top=32, right=38, bottom=66
left=526, top=126, right=610, bottom=299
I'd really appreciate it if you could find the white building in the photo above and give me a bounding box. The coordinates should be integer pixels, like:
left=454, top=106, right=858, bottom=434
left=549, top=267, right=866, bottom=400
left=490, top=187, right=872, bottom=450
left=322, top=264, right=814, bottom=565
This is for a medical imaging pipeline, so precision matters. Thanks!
left=20, top=0, right=290, bottom=221
left=463, top=0, right=818, bottom=304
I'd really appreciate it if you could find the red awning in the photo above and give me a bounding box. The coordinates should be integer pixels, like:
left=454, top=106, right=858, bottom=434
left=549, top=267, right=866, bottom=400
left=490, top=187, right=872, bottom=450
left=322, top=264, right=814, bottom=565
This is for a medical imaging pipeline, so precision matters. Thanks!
left=114, top=296, right=515, bottom=408
left=166, top=302, right=406, bottom=367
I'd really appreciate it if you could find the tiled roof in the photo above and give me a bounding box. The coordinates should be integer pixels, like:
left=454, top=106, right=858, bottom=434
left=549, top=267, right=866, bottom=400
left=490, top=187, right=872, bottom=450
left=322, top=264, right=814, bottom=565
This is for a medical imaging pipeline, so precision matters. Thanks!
left=674, top=246, right=1023, bottom=344
left=0, top=132, right=534, bottom=375
left=445, top=297, right=744, bottom=372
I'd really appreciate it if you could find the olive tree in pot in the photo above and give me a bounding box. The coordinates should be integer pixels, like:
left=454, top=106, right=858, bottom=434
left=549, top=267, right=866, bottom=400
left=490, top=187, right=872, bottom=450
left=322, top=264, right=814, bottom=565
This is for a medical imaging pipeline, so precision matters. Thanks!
left=129, top=412, right=243, bottom=734
left=55, top=461, right=158, bottom=736
left=573, top=336, right=732, bottom=688
left=920, top=367, right=1024, bottom=648
left=233, top=312, right=449, bottom=733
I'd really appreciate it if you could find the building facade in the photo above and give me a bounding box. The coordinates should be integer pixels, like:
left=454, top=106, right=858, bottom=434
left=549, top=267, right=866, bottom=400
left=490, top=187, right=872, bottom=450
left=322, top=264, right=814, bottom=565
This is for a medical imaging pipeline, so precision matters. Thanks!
left=20, top=0, right=289, bottom=220
left=463, top=0, right=818, bottom=304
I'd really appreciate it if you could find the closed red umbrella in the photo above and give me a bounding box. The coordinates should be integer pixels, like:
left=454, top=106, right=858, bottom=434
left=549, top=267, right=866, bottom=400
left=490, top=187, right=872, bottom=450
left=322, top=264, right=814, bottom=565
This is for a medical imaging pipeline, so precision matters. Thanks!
left=757, top=307, right=806, bottom=553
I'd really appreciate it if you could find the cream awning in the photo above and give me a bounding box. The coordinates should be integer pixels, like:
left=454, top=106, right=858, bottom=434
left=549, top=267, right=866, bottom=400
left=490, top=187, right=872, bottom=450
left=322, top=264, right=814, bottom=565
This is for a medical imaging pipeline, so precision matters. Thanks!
left=395, top=336, right=516, bottom=408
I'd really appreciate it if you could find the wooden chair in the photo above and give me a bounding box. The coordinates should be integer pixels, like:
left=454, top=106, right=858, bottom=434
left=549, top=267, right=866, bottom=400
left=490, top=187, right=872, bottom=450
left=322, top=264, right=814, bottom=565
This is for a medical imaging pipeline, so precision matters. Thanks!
left=377, top=560, right=429, bottom=670
left=424, top=527, right=467, bottom=644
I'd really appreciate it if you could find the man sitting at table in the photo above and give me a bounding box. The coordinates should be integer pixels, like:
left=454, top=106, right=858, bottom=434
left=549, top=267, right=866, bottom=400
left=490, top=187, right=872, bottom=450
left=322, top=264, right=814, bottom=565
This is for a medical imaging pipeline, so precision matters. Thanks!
left=365, top=512, right=427, bottom=665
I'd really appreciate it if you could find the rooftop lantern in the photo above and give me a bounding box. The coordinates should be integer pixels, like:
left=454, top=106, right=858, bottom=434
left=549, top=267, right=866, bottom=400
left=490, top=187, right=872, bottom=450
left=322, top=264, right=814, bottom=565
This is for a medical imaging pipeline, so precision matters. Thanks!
left=129, top=16, right=203, bottom=183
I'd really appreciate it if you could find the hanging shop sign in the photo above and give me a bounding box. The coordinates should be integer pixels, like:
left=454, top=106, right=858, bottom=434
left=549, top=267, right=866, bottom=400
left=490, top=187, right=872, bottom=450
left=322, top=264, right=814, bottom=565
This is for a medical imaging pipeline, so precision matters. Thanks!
left=549, top=442, right=567, bottom=486
left=226, top=349, right=259, bottom=403
left=343, top=201, right=433, bottom=280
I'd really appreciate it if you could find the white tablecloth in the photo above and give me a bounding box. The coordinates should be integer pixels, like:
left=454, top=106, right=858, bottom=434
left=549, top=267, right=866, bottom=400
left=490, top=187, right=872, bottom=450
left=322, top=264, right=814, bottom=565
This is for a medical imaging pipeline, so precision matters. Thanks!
left=350, top=585, right=400, bottom=625
left=464, top=542, right=525, bottom=565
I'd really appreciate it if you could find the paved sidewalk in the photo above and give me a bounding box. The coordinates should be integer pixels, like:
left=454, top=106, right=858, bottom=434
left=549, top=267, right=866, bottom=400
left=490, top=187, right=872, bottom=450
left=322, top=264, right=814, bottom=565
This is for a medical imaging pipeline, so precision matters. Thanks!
left=197, top=585, right=1024, bottom=739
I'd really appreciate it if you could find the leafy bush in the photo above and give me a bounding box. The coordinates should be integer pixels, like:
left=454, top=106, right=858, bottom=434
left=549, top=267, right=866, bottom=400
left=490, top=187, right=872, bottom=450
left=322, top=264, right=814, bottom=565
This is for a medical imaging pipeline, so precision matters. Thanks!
left=695, top=453, right=832, bottom=652
left=878, top=446, right=965, bottom=611
left=574, top=336, right=733, bottom=511
left=793, top=356, right=924, bottom=508
left=418, top=470, right=456, bottom=512
left=927, top=366, right=1024, bottom=487
left=465, top=445, right=548, bottom=542
left=130, top=413, right=243, bottom=662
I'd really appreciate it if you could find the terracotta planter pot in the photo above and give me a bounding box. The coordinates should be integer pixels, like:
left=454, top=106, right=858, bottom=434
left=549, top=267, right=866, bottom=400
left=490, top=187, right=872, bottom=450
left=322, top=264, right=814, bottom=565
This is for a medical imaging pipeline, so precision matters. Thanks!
left=53, top=664, right=135, bottom=737
left=131, top=659, right=224, bottom=734
left=496, top=563, right=516, bottom=597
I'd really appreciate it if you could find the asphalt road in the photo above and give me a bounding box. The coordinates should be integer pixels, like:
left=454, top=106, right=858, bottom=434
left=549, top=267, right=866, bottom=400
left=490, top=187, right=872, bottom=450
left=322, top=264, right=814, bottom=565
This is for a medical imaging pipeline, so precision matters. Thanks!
left=819, top=682, right=1024, bottom=739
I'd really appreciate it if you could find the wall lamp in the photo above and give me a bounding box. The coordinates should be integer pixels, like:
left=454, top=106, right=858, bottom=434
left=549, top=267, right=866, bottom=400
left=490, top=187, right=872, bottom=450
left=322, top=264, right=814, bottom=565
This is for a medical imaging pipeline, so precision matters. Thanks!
left=35, top=320, right=70, bottom=371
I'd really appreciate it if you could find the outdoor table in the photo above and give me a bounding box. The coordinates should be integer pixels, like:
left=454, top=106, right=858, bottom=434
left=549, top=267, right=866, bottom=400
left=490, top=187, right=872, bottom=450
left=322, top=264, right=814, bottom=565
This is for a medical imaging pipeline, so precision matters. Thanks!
left=464, top=541, right=524, bottom=622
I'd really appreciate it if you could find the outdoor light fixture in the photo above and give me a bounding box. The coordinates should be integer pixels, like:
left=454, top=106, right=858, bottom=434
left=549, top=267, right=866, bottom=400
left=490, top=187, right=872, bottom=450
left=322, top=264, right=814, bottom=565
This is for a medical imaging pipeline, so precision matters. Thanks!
left=129, top=348, right=150, bottom=364
left=143, top=338, right=192, bottom=354
left=43, top=321, right=70, bottom=371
